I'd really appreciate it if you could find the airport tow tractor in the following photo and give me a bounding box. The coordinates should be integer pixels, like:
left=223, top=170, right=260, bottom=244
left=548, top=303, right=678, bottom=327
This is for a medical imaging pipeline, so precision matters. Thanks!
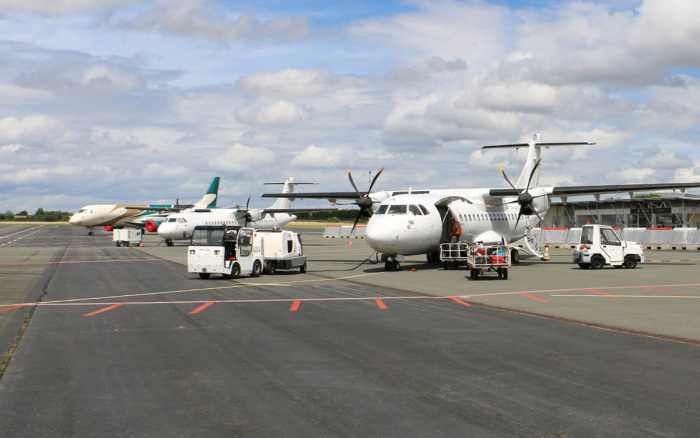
left=188, top=225, right=307, bottom=279
left=574, top=224, right=644, bottom=269
left=113, top=228, right=143, bottom=247
left=440, top=242, right=511, bottom=280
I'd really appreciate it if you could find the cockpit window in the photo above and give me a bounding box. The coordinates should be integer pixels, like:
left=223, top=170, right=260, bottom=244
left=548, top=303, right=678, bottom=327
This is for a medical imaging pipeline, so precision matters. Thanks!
left=375, top=205, right=388, bottom=215
left=168, top=218, right=176, bottom=222
left=388, top=205, right=407, bottom=215
left=409, top=205, right=422, bottom=215
left=78, top=209, right=85, bottom=213
left=419, top=205, right=429, bottom=215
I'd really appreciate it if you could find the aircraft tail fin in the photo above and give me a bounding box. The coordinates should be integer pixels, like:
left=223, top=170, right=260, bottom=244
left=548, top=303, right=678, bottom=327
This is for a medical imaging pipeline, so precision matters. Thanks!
left=193, top=176, right=220, bottom=209
left=483, top=135, right=595, bottom=189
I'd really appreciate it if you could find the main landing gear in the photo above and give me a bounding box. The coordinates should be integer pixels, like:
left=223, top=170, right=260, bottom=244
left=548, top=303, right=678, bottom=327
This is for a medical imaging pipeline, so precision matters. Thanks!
left=165, top=239, right=174, bottom=247
left=384, top=255, right=401, bottom=272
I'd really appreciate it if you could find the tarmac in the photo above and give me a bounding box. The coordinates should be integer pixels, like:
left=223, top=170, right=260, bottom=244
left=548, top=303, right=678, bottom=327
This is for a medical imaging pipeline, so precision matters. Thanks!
left=1, top=223, right=700, bottom=437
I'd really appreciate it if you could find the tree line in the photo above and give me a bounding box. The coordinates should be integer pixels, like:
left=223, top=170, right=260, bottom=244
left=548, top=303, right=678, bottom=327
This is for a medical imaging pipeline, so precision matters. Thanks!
left=0, top=208, right=72, bottom=222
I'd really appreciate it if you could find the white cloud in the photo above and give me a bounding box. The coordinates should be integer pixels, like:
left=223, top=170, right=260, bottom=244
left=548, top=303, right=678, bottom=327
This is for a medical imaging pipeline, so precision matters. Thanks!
left=291, top=145, right=342, bottom=168
left=0, top=83, right=52, bottom=101
left=618, top=167, right=656, bottom=182
left=81, top=65, right=144, bottom=92
left=643, top=149, right=690, bottom=170
left=0, top=0, right=135, bottom=13
left=0, top=115, right=61, bottom=144
left=236, top=100, right=308, bottom=125
left=209, top=143, right=275, bottom=171
left=119, top=0, right=309, bottom=42
left=238, top=69, right=332, bottom=97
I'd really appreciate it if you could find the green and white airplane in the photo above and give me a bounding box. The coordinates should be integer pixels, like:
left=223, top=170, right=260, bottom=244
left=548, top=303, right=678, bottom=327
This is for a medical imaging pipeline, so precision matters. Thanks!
left=69, top=177, right=220, bottom=235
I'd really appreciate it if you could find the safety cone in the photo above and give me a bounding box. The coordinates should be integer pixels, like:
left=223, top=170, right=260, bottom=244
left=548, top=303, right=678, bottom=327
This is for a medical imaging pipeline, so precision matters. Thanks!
left=542, top=244, right=550, bottom=261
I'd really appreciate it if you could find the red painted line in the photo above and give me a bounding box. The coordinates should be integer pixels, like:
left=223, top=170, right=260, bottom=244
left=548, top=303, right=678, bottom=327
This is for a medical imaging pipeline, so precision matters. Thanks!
left=289, top=300, right=301, bottom=312
left=448, top=296, right=472, bottom=307
left=375, top=298, right=387, bottom=310
left=189, top=301, right=215, bottom=315
left=519, top=292, right=549, bottom=304
left=586, top=288, right=616, bottom=298
left=82, top=303, right=122, bottom=317
left=0, top=304, right=28, bottom=313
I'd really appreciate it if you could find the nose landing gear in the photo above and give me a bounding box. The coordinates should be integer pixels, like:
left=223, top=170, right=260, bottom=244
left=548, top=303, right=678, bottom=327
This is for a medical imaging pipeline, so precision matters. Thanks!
left=384, top=255, right=401, bottom=272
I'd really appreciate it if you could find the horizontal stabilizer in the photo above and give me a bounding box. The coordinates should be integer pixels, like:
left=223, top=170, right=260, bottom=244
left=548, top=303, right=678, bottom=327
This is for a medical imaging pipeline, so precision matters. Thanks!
left=482, top=142, right=595, bottom=149
left=264, top=182, right=316, bottom=185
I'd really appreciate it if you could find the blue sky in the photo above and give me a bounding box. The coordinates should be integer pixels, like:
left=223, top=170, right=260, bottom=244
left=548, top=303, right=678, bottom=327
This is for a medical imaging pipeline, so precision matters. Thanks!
left=0, top=0, right=698, bottom=211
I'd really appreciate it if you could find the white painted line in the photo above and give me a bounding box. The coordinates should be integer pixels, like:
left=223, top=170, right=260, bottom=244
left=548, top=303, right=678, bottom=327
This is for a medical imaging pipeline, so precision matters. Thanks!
left=552, top=294, right=700, bottom=299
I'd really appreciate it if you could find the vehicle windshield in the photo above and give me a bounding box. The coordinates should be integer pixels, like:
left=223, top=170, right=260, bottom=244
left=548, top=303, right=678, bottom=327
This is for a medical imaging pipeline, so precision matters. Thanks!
left=581, top=226, right=594, bottom=244
left=191, top=228, right=224, bottom=246
left=238, top=229, right=254, bottom=257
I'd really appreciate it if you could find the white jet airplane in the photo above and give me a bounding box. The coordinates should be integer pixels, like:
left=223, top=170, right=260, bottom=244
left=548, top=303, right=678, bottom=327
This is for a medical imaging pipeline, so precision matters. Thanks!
left=157, top=177, right=332, bottom=245
left=264, top=136, right=700, bottom=271
left=69, top=177, right=220, bottom=235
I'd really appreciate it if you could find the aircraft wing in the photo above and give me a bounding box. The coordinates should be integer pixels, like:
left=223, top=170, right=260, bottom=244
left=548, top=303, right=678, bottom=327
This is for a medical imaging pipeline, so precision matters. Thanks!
left=489, top=182, right=700, bottom=197
left=261, top=192, right=362, bottom=200
left=261, top=208, right=340, bottom=214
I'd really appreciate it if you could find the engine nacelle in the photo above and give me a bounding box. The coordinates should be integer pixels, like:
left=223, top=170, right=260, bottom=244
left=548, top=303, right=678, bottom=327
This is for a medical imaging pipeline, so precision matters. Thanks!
left=144, top=220, right=158, bottom=233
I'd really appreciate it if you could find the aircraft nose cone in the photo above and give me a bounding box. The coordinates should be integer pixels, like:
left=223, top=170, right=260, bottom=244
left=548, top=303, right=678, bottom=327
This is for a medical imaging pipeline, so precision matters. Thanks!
left=365, top=219, right=399, bottom=252
left=69, top=215, right=79, bottom=225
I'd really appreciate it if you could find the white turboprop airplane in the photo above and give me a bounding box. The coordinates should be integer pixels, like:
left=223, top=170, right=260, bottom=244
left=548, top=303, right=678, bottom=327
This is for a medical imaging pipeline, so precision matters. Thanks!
left=69, top=177, right=220, bottom=235
left=157, top=177, right=332, bottom=245
left=264, top=136, right=700, bottom=271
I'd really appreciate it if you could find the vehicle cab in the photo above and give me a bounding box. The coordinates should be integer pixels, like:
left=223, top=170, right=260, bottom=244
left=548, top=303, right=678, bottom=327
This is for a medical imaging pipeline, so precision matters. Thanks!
left=574, top=224, right=644, bottom=269
left=187, top=225, right=264, bottom=279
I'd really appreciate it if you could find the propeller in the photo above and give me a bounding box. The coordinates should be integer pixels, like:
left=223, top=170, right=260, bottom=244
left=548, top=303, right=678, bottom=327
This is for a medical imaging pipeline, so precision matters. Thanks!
left=501, top=158, right=547, bottom=232
left=348, top=168, right=384, bottom=234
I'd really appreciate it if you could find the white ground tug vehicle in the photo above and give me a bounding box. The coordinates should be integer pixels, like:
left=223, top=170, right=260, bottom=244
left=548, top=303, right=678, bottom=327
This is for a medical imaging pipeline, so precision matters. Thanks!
left=440, top=242, right=511, bottom=280
left=188, top=225, right=307, bottom=279
left=574, top=224, right=644, bottom=269
left=113, top=228, right=142, bottom=247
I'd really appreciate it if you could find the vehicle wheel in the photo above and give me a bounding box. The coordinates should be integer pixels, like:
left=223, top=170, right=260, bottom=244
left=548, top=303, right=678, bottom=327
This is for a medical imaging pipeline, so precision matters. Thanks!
left=385, top=261, right=392, bottom=271
left=115, top=241, right=121, bottom=247
left=503, top=269, right=509, bottom=280
left=443, top=262, right=450, bottom=270
left=578, top=263, right=590, bottom=269
left=470, top=269, right=479, bottom=280
left=300, top=262, right=307, bottom=273
left=511, top=248, right=520, bottom=264
left=624, top=257, right=637, bottom=269
left=124, top=242, right=130, bottom=247
left=394, top=261, right=401, bottom=271
left=251, top=261, right=262, bottom=277
left=231, top=263, right=241, bottom=279
left=590, top=255, right=605, bottom=270
left=265, top=261, right=276, bottom=275
left=198, top=273, right=210, bottom=279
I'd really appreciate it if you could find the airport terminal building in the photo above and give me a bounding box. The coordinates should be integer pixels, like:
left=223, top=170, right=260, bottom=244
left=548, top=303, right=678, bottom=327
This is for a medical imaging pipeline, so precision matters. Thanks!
left=543, top=193, right=700, bottom=228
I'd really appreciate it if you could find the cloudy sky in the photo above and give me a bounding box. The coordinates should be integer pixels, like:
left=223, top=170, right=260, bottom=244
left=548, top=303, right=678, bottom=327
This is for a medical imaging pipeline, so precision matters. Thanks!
left=1, top=0, right=699, bottom=212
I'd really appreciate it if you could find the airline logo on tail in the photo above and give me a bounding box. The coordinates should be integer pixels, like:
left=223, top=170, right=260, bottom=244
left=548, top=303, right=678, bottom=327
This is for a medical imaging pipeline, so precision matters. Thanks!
left=193, top=177, right=220, bottom=209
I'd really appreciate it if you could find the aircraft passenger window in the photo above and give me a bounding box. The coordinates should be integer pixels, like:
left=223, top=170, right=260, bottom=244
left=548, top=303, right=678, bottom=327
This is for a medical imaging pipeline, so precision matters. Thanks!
left=375, top=205, right=388, bottom=215
left=409, top=205, right=422, bottom=215
left=388, top=205, right=407, bottom=215
left=419, top=205, right=430, bottom=215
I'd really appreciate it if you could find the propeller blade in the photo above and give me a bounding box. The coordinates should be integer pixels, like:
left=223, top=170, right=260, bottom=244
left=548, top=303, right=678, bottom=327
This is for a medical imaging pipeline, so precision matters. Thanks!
left=350, top=212, right=362, bottom=234
left=347, top=170, right=360, bottom=194
left=245, top=196, right=250, bottom=210
left=367, top=168, right=384, bottom=193
left=500, top=168, right=516, bottom=190
left=513, top=211, right=522, bottom=234
left=534, top=209, right=543, bottom=223
left=525, top=158, right=542, bottom=192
